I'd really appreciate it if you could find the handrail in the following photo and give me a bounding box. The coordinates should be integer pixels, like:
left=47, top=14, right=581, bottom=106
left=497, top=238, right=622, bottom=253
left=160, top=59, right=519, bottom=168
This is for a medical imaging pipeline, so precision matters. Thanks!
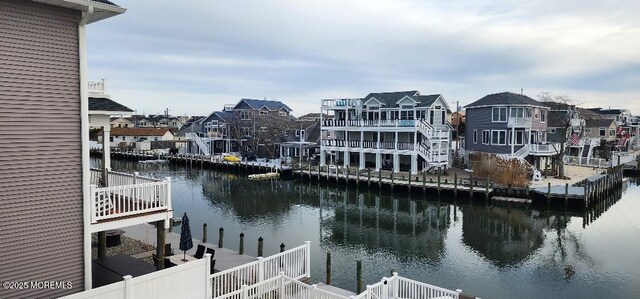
left=91, top=179, right=171, bottom=223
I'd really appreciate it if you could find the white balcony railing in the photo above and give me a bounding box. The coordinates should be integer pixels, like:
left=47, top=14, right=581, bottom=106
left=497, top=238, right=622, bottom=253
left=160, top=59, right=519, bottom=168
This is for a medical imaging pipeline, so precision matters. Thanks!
left=529, top=143, right=560, bottom=155
left=321, top=98, right=362, bottom=108
left=321, top=140, right=415, bottom=150
left=507, top=117, right=532, bottom=127
left=210, top=242, right=311, bottom=298
left=90, top=169, right=171, bottom=223
left=88, top=79, right=106, bottom=95
left=352, top=273, right=460, bottom=299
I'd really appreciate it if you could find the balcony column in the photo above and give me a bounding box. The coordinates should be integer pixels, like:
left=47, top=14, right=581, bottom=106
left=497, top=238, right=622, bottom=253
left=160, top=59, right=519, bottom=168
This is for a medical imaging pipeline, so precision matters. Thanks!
left=344, top=150, right=350, bottom=168
left=511, top=126, right=515, bottom=156
left=320, top=149, right=326, bottom=166
left=395, top=131, right=398, bottom=150
left=359, top=152, right=365, bottom=170
left=410, top=153, right=418, bottom=175
left=375, top=152, right=381, bottom=171
left=102, top=126, right=111, bottom=177
left=393, top=153, right=400, bottom=173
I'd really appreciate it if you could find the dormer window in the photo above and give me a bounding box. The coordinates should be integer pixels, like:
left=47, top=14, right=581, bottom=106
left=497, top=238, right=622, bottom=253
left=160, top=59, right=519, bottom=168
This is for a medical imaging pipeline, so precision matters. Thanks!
left=400, top=105, right=414, bottom=109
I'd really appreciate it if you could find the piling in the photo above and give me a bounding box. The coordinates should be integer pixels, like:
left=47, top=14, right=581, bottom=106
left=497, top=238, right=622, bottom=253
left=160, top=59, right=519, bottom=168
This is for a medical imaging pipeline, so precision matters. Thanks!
left=367, top=169, right=371, bottom=188
left=408, top=173, right=412, bottom=191
left=378, top=170, right=382, bottom=186
left=454, top=173, right=458, bottom=196
left=507, top=184, right=512, bottom=197
left=469, top=173, right=474, bottom=198
left=437, top=167, right=441, bottom=194
left=169, top=218, right=174, bottom=233
left=547, top=182, right=551, bottom=204
left=564, top=183, right=569, bottom=205
left=239, top=233, right=245, bottom=255
left=258, top=237, right=264, bottom=257
left=356, top=260, right=363, bottom=294
left=202, top=223, right=208, bottom=243
left=391, top=172, right=395, bottom=190
left=218, top=227, right=224, bottom=248
left=156, top=220, right=166, bottom=270
left=422, top=172, right=426, bottom=192
left=326, top=252, right=332, bottom=285
left=280, top=243, right=285, bottom=253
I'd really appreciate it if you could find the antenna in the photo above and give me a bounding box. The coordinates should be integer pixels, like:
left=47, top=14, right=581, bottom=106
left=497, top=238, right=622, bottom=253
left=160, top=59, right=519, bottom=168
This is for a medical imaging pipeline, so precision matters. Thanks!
left=521, top=88, right=523, bottom=95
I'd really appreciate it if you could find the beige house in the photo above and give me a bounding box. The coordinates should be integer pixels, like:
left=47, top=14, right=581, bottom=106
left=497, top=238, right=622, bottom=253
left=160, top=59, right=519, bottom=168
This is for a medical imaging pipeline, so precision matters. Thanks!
left=584, top=118, right=617, bottom=141
left=100, top=127, right=174, bottom=148
left=110, top=116, right=135, bottom=128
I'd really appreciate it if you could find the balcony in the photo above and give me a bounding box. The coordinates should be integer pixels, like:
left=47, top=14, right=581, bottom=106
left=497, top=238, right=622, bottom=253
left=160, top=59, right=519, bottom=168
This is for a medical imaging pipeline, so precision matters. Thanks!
left=507, top=117, right=532, bottom=128
left=321, top=98, right=362, bottom=109
left=89, top=169, right=172, bottom=233
left=528, top=143, right=560, bottom=156
left=321, top=140, right=415, bottom=151
left=322, top=119, right=417, bottom=128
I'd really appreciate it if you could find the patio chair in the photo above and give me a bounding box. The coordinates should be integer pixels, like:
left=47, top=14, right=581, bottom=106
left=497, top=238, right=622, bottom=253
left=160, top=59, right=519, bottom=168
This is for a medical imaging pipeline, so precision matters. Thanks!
left=206, top=248, right=215, bottom=258
left=194, top=244, right=206, bottom=259
left=165, top=243, right=174, bottom=256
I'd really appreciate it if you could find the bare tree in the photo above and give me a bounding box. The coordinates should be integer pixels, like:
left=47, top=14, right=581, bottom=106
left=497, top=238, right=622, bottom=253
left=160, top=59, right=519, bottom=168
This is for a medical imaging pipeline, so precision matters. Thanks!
left=224, top=112, right=295, bottom=158
left=538, top=93, right=582, bottom=178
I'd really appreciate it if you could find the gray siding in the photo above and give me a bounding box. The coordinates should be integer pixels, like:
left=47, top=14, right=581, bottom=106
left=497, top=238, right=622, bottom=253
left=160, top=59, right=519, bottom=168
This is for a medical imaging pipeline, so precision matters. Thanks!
left=465, top=106, right=549, bottom=154
left=0, top=1, right=83, bottom=298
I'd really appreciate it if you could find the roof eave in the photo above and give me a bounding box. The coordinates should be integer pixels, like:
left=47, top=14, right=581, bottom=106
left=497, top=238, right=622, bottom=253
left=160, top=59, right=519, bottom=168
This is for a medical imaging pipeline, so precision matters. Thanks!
left=33, top=0, right=126, bottom=24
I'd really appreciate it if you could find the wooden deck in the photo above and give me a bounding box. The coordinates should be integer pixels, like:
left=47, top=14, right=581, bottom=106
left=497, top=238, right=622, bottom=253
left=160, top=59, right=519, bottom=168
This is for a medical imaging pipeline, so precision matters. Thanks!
left=121, top=224, right=258, bottom=272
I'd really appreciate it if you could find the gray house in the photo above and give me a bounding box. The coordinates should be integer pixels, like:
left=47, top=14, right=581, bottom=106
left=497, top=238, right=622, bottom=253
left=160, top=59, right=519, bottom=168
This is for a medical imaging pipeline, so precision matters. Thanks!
left=0, top=0, right=126, bottom=297
left=465, top=92, right=558, bottom=168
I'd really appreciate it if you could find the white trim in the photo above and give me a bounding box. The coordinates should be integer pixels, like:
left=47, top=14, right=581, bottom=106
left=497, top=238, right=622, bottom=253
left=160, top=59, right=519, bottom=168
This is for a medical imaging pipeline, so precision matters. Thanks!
left=89, top=110, right=132, bottom=115
left=363, top=97, right=384, bottom=107
left=79, top=6, right=93, bottom=290
left=395, top=95, right=418, bottom=105
left=482, top=130, right=490, bottom=144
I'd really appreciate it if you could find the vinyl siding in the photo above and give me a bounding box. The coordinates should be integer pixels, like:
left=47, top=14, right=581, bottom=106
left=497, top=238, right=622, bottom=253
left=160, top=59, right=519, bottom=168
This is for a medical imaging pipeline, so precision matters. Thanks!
left=0, top=1, right=83, bottom=298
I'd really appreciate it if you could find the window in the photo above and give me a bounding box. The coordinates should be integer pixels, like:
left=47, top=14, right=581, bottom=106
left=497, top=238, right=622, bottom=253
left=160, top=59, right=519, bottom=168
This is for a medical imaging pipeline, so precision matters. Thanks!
left=491, top=131, right=507, bottom=145
left=401, top=105, right=414, bottom=109
left=510, top=131, right=525, bottom=145
left=259, top=110, right=268, bottom=115
left=541, top=110, right=546, bottom=122
left=610, top=129, right=615, bottom=136
left=547, top=128, right=556, bottom=134
left=240, top=111, right=251, bottom=120
left=473, top=130, right=477, bottom=144
left=295, top=130, right=300, bottom=137
left=492, top=107, right=507, bottom=122
left=300, top=130, right=306, bottom=140
left=599, top=128, right=606, bottom=136
left=482, top=130, right=490, bottom=144
left=510, top=107, right=524, bottom=118
left=284, top=130, right=289, bottom=137
left=278, top=111, right=287, bottom=116
left=441, top=110, right=445, bottom=125
left=430, top=110, right=434, bottom=124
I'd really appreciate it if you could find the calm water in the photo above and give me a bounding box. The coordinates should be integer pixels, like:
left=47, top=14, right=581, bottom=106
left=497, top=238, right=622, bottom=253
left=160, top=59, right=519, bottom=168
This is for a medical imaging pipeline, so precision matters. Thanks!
left=100, top=159, right=640, bottom=299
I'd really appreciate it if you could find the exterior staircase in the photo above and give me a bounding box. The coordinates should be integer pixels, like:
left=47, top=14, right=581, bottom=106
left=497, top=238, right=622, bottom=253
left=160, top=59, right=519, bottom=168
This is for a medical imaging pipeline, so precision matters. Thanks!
left=186, top=133, right=211, bottom=156
left=416, top=120, right=448, bottom=170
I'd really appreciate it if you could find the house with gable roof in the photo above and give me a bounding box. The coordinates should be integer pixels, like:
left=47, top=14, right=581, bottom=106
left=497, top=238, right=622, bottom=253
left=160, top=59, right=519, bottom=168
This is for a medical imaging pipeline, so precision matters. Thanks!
left=320, top=90, right=452, bottom=173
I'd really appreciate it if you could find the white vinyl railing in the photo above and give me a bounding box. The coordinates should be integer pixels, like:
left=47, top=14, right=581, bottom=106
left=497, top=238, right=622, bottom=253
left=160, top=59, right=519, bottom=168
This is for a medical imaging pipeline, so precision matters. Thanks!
left=91, top=179, right=171, bottom=223
left=187, top=132, right=211, bottom=156
left=210, top=242, right=311, bottom=298
left=90, top=169, right=160, bottom=187
left=353, top=273, right=460, bottom=299
left=507, top=117, right=532, bottom=127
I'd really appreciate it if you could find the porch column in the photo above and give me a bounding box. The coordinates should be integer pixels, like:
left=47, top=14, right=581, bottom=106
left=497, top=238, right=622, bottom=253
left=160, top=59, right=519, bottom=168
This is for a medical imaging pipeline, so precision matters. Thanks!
left=156, top=220, right=166, bottom=270
left=410, top=153, right=418, bottom=174
left=511, top=126, right=515, bottom=156
left=359, top=152, right=365, bottom=169
left=393, top=153, right=400, bottom=173
left=102, top=126, right=111, bottom=171
left=395, top=131, right=398, bottom=150
left=375, top=152, right=381, bottom=171
left=344, top=150, right=350, bottom=168
left=320, top=149, right=326, bottom=166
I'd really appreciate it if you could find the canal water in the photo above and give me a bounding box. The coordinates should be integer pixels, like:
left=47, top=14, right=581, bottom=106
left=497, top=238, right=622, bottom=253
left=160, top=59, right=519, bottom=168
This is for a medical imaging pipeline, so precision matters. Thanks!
left=100, top=159, right=640, bottom=299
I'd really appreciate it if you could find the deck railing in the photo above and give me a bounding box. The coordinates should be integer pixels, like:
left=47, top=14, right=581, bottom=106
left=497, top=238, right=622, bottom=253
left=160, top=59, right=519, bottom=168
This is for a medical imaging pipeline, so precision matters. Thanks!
left=353, top=273, right=460, bottom=299
left=210, top=242, right=311, bottom=298
left=89, top=169, right=171, bottom=223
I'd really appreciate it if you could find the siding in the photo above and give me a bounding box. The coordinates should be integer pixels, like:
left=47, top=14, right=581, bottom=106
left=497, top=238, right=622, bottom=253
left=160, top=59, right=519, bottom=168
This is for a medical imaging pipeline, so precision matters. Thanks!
left=0, top=1, right=83, bottom=298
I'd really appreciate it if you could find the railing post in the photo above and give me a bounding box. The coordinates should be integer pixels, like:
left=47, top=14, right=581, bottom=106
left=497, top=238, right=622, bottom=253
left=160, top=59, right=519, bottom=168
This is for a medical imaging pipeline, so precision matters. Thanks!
left=279, top=271, right=286, bottom=297
left=258, top=237, right=264, bottom=257
left=241, top=284, right=248, bottom=299
left=392, top=272, right=399, bottom=299
left=204, top=253, right=212, bottom=296
left=165, top=177, right=172, bottom=210
left=305, top=241, right=311, bottom=278
left=123, top=275, right=133, bottom=299
left=382, top=278, right=389, bottom=299
left=257, top=257, right=264, bottom=282
left=90, top=184, right=97, bottom=223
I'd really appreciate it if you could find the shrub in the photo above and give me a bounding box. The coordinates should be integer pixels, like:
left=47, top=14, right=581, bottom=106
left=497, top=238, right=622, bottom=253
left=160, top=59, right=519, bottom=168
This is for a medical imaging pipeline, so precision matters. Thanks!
left=469, top=152, right=532, bottom=187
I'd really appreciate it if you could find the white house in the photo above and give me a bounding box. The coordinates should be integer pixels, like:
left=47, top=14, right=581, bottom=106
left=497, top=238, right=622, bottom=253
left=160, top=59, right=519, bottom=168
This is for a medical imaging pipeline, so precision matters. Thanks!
left=88, top=79, right=133, bottom=129
left=320, top=90, right=452, bottom=174
left=101, top=127, right=174, bottom=148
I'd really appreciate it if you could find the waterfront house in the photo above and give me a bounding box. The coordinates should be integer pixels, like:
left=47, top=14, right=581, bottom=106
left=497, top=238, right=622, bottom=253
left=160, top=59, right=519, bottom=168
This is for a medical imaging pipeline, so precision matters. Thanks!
left=102, top=127, right=174, bottom=148
left=0, top=1, right=173, bottom=297
left=587, top=108, right=632, bottom=126
left=279, top=120, right=321, bottom=162
left=464, top=92, right=559, bottom=169
left=584, top=118, right=617, bottom=142
left=298, top=112, right=330, bottom=122
left=320, top=90, right=452, bottom=173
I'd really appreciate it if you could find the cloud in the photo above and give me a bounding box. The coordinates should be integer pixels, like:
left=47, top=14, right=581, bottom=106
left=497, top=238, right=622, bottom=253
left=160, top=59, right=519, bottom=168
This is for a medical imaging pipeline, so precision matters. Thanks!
left=87, top=0, right=640, bottom=116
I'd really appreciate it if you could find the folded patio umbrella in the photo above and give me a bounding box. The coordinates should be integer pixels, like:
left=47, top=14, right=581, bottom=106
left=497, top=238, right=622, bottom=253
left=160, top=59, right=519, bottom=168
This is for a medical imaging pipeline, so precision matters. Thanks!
left=179, top=212, right=194, bottom=261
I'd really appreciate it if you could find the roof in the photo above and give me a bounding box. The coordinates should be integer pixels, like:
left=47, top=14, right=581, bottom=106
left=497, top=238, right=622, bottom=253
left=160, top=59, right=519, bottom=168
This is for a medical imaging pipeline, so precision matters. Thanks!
left=89, top=97, right=133, bottom=113
left=587, top=108, right=625, bottom=115
left=298, top=113, right=330, bottom=119
left=235, top=99, right=293, bottom=112
left=107, top=127, right=172, bottom=137
left=585, top=118, right=615, bottom=128
left=547, top=111, right=568, bottom=128
left=465, top=92, right=543, bottom=108
left=363, top=91, right=444, bottom=108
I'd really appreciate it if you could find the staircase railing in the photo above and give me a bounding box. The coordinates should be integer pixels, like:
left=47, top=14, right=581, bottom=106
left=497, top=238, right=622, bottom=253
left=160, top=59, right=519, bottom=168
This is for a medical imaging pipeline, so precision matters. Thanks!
left=186, top=132, right=211, bottom=156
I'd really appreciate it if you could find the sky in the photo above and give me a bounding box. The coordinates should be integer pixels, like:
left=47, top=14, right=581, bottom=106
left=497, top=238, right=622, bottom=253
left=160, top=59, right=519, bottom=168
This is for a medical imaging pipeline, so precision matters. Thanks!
left=87, top=0, right=640, bottom=117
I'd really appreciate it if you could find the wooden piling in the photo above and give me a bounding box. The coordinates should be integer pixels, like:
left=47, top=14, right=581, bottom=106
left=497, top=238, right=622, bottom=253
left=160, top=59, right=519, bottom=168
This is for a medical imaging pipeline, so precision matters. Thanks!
left=356, top=260, right=362, bottom=294
left=258, top=237, right=264, bottom=257
left=454, top=173, right=458, bottom=196
left=280, top=243, right=285, bottom=253
left=564, top=183, right=569, bottom=205
left=326, top=252, right=332, bottom=285
left=485, top=178, right=490, bottom=199
left=547, top=182, right=551, bottom=204
left=239, top=233, right=245, bottom=255
left=422, top=172, right=426, bottom=192
left=391, top=172, right=394, bottom=190
left=437, top=167, right=441, bottom=194
left=202, top=223, right=208, bottom=243
left=469, top=173, right=474, bottom=198
left=367, top=168, right=371, bottom=188
left=156, top=220, right=166, bottom=270
left=218, top=227, right=224, bottom=248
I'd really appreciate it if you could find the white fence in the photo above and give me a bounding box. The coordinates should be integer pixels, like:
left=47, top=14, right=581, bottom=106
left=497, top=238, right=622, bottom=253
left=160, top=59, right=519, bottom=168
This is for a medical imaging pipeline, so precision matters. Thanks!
left=211, top=242, right=311, bottom=298
left=564, top=153, right=637, bottom=168
left=353, top=273, right=460, bottom=299
left=90, top=169, right=161, bottom=187
left=61, top=254, right=210, bottom=299
left=215, top=273, right=350, bottom=299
